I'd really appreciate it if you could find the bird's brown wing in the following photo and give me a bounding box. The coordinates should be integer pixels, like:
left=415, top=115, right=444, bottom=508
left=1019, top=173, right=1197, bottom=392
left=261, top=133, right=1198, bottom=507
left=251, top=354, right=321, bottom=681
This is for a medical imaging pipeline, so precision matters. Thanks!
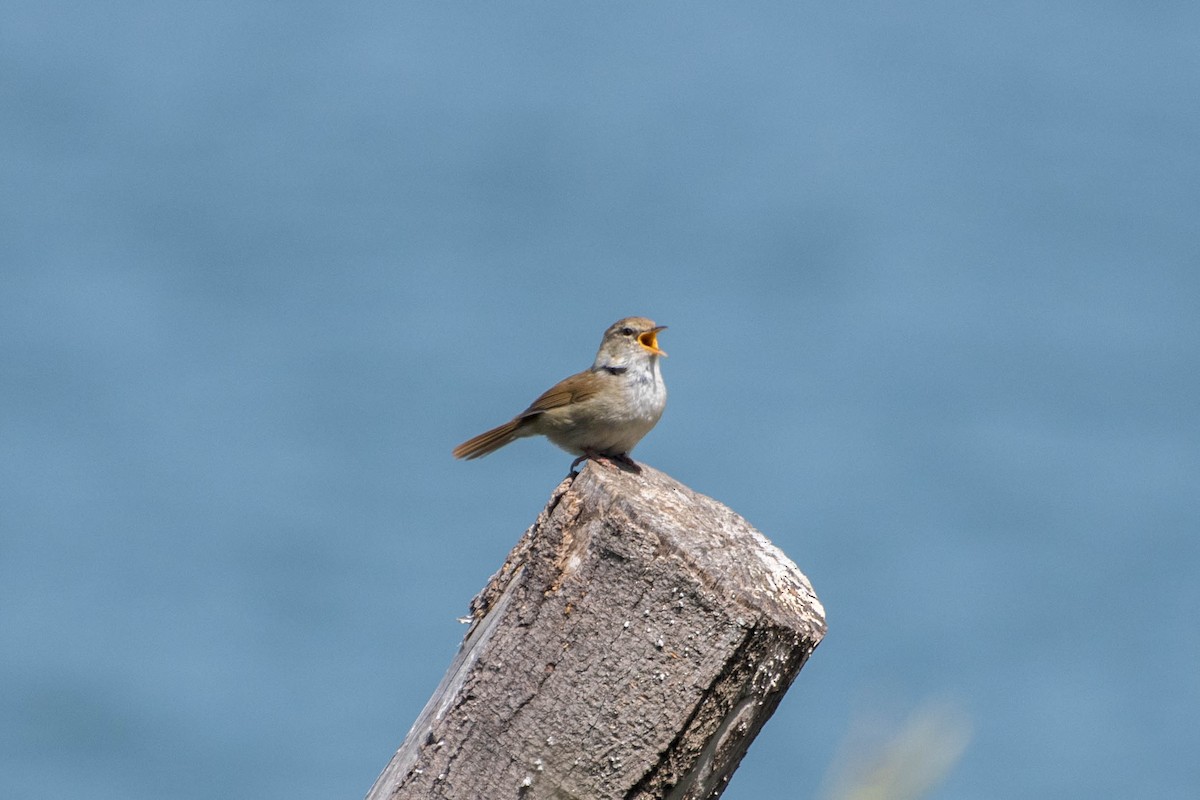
left=517, top=369, right=602, bottom=419
left=453, top=370, right=604, bottom=460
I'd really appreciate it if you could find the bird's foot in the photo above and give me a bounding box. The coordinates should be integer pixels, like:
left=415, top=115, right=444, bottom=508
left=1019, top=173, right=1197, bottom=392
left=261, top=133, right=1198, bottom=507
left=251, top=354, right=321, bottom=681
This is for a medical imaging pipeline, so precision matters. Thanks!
left=570, top=450, right=641, bottom=475
left=569, top=450, right=602, bottom=475
left=610, top=453, right=642, bottom=474
left=570, top=449, right=643, bottom=475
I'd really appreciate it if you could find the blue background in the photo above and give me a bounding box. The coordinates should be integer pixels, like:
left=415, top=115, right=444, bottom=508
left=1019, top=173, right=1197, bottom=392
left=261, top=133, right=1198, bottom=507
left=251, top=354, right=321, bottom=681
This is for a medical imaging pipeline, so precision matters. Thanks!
left=3, top=2, right=1197, bottom=798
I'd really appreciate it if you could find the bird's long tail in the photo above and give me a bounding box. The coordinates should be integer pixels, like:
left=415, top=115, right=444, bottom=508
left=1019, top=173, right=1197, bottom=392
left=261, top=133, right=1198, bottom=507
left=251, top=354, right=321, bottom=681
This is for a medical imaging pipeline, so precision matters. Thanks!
left=452, top=418, right=525, bottom=460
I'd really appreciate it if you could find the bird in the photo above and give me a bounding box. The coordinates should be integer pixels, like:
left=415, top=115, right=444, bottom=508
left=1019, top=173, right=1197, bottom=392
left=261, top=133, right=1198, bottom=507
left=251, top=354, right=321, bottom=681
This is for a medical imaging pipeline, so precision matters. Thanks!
left=453, top=317, right=667, bottom=473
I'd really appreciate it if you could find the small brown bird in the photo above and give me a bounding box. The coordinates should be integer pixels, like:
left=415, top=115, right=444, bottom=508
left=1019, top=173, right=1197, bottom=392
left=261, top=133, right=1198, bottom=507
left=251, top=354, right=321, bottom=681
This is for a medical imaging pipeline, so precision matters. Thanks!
left=453, top=317, right=667, bottom=472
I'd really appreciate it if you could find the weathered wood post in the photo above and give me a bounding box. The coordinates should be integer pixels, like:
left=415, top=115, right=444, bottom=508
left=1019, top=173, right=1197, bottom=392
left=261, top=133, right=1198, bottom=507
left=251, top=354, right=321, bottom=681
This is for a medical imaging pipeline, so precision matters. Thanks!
left=367, top=462, right=826, bottom=800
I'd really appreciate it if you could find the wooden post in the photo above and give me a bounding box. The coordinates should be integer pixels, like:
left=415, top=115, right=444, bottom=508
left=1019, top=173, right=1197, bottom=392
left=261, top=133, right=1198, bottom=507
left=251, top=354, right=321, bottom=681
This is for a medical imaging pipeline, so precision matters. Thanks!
left=367, top=462, right=826, bottom=800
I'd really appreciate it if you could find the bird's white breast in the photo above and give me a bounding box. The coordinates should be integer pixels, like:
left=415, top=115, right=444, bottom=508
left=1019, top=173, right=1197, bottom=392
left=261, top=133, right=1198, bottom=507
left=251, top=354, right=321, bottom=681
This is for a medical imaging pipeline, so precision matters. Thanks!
left=541, top=358, right=666, bottom=456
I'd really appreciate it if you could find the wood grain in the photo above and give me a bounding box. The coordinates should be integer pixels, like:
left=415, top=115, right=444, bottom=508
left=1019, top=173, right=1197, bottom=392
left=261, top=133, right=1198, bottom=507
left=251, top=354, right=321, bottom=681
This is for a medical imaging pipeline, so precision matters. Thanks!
left=367, top=462, right=826, bottom=800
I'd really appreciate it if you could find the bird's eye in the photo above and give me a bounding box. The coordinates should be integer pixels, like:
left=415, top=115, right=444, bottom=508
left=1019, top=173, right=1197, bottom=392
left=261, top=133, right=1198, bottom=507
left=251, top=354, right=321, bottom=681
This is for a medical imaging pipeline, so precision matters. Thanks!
left=620, top=327, right=635, bottom=336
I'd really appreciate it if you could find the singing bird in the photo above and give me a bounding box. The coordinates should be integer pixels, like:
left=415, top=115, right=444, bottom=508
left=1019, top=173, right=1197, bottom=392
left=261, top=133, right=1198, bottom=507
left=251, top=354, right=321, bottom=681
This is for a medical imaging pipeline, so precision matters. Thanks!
left=453, top=317, right=667, bottom=472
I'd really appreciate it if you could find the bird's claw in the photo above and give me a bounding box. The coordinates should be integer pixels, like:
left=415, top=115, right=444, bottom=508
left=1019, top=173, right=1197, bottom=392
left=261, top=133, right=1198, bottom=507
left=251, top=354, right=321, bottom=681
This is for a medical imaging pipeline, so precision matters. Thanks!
left=569, top=450, right=641, bottom=476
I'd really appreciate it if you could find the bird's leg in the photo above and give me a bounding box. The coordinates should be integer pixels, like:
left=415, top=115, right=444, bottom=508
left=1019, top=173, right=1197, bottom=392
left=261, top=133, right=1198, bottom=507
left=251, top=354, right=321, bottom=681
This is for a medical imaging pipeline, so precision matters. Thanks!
left=570, top=448, right=620, bottom=475
left=611, top=453, right=643, bottom=474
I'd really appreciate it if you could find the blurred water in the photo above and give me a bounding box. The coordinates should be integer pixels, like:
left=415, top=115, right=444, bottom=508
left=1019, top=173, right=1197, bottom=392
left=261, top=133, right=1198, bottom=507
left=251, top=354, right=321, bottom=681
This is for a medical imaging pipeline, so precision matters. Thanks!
left=3, top=2, right=1198, bottom=798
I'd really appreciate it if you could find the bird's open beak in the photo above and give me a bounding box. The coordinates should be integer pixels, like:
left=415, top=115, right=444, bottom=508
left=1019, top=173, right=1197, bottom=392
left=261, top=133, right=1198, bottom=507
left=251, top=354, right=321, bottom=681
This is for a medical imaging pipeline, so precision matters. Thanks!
left=638, top=326, right=667, bottom=357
